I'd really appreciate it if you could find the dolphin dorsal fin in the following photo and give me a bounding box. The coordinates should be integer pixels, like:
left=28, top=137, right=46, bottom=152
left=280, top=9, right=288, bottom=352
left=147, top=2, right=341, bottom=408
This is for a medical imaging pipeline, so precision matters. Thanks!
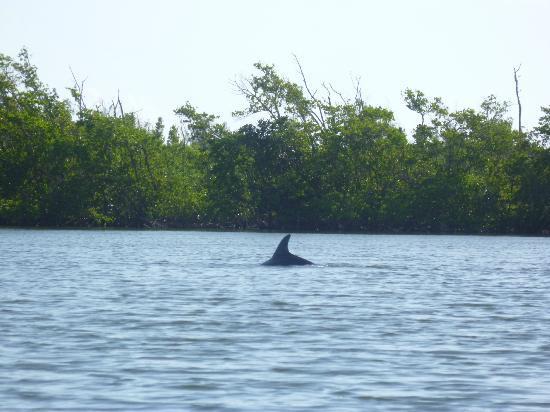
left=262, top=234, right=313, bottom=266
left=273, top=234, right=291, bottom=257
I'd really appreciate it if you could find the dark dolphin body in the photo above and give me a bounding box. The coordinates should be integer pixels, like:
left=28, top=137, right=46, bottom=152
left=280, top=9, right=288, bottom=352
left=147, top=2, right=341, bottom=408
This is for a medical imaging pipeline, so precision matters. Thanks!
left=262, top=234, right=313, bottom=266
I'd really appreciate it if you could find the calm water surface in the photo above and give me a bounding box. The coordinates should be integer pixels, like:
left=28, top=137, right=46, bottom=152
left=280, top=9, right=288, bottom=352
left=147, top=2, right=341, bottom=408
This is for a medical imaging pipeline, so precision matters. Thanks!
left=1, top=229, right=549, bottom=411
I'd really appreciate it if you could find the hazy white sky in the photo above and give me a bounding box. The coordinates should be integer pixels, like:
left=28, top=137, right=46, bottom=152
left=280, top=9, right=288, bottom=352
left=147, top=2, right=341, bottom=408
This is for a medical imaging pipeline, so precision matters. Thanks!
left=2, top=0, right=549, bottom=133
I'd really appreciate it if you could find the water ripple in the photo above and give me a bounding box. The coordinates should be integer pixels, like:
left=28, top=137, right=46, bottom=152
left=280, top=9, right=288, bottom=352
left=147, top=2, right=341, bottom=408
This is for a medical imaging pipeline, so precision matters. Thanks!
left=1, top=230, right=549, bottom=411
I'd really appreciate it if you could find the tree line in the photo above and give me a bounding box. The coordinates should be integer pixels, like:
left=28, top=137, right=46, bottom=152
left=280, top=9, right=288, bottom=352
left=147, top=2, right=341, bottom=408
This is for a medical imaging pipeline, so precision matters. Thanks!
left=1, top=50, right=549, bottom=233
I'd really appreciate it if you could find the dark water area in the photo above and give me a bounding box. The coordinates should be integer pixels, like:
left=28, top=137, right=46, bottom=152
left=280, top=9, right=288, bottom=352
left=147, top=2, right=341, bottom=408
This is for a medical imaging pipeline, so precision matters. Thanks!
left=1, top=229, right=549, bottom=411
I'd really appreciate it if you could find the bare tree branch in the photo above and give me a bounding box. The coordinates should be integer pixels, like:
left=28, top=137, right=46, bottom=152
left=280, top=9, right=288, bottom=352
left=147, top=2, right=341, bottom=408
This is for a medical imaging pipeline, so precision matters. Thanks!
left=293, top=54, right=326, bottom=129
left=329, top=83, right=348, bottom=106
left=321, top=82, right=332, bottom=107
left=353, top=75, right=364, bottom=110
left=117, top=89, right=124, bottom=117
left=69, top=66, right=87, bottom=113
left=110, top=99, right=117, bottom=116
left=513, top=65, right=522, bottom=133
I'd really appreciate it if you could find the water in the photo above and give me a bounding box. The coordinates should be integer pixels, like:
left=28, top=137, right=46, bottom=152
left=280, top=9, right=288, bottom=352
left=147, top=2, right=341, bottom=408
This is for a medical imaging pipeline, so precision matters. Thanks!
left=1, top=229, right=549, bottom=411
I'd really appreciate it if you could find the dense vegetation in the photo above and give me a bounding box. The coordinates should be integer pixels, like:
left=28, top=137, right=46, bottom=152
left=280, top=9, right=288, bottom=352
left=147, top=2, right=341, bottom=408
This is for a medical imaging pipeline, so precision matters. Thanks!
left=1, top=50, right=549, bottom=233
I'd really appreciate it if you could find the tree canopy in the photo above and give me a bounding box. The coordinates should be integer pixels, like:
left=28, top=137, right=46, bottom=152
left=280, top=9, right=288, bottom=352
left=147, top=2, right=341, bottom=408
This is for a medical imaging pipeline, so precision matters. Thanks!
left=1, top=50, right=549, bottom=234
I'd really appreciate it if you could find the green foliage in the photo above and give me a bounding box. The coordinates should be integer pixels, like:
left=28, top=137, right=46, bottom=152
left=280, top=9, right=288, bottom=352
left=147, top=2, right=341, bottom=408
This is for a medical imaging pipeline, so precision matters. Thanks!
left=1, top=50, right=549, bottom=233
left=404, top=88, right=447, bottom=126
left=233, top=63, right=310, bottom=122
left=1, top=49, right=78, bottom=225
left=534, top=106, right=550, bottom=147
left=175, top=102, right=224, bottom=147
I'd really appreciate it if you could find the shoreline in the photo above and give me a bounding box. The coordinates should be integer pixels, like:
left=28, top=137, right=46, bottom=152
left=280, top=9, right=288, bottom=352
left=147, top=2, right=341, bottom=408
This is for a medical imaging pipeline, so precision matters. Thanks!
left=1, top=225, right=548, bottom=237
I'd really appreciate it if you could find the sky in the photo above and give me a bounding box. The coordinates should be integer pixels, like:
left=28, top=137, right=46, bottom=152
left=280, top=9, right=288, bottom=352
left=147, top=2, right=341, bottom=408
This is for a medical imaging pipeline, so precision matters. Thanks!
left=2, top=0, right=549, bottom=135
